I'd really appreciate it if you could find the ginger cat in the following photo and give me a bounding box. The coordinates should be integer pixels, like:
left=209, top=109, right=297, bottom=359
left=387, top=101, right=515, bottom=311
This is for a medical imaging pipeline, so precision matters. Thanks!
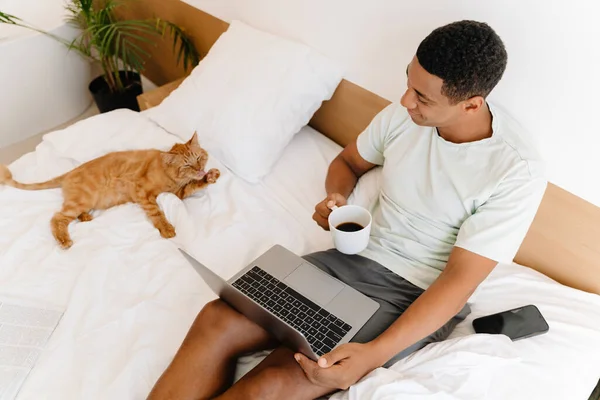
left=0, top=132, right=219, bottom=249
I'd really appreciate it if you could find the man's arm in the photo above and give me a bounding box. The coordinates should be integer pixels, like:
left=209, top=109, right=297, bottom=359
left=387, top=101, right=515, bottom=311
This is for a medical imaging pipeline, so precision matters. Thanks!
left=326, top=140, right=376, bottom=198
left=370, top=246, right=496, bottom=365
left=313, top=140, right=376, bottom=229
left=314, top=102, right=395, bottom=230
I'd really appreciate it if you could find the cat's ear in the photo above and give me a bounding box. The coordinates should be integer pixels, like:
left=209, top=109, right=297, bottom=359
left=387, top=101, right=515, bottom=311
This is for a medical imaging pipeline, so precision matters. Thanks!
left=187, top=132, right=199, bottom=146
left=161, top=153, right=179, bottom=165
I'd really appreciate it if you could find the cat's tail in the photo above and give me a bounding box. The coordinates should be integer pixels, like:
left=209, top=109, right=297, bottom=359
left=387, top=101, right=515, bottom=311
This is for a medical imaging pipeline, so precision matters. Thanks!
left=0, top=164, right=64, bottom=190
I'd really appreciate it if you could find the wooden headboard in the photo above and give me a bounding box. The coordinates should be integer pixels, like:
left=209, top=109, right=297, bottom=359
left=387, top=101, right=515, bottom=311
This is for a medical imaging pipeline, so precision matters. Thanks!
left=128, top=1, right=600, bottom=295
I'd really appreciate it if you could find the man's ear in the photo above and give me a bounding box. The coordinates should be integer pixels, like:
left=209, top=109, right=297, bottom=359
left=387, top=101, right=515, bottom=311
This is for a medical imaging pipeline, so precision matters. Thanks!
left=462, top=96, right=485, bottom=114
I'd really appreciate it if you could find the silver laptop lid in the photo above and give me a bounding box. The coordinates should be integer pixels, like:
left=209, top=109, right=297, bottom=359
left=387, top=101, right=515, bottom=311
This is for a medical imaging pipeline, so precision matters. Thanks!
left=178, top=248, right=320, bottom=360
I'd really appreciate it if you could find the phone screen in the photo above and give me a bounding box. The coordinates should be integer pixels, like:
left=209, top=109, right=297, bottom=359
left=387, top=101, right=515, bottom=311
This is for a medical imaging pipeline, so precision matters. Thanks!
left=472, top=305, right=549, bottom=340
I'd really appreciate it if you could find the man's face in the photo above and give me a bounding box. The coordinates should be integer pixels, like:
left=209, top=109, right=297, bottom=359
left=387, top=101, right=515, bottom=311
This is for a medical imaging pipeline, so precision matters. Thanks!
left=400, top=56, right=463, bottom=127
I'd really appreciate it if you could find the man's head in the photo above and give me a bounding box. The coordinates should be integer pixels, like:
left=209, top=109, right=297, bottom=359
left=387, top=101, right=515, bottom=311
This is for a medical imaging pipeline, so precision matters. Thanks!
left=400, top=20, right=507, bottom=127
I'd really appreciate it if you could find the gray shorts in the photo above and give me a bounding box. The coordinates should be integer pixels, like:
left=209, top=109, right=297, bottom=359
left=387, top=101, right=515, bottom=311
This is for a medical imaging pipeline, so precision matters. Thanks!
left=303, top=249, right=471, bottom=368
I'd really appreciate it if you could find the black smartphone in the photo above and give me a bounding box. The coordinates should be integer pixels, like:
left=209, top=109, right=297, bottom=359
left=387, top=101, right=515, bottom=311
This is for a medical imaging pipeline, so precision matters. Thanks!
left=472, top=304, right=549, bottom=341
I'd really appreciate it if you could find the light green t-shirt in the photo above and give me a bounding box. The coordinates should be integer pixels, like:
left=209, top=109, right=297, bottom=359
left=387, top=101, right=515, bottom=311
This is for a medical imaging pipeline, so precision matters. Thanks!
left=356, top=102, right=547, bottom=289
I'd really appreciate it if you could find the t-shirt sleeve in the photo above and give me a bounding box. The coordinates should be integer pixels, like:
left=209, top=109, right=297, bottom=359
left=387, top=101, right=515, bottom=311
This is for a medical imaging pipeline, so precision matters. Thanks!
left=454, top=161, right=547, bottom=263
left=356, top=103, right=401, bottom=165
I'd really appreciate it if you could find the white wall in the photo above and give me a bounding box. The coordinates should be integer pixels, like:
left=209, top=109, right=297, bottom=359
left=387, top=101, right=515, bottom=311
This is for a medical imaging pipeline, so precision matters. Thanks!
left=184, top=0, right=600, bottom=206
left=0, top=2, right=92, bottom=147
left=0, top=24, right=92, bottom=147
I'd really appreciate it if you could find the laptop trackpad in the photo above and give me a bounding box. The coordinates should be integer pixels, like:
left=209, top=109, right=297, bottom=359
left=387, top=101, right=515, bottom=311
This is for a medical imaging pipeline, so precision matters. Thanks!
left=284, top=263, right=344, bottom=306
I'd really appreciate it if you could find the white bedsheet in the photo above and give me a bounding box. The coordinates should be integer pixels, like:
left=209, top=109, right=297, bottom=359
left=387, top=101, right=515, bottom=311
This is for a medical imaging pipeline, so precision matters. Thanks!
left=0, top=109, right=599, bottom=399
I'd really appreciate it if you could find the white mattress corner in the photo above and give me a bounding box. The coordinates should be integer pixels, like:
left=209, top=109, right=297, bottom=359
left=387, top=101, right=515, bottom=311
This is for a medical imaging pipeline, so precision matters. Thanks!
left=0, top=110, right=599, bottom=400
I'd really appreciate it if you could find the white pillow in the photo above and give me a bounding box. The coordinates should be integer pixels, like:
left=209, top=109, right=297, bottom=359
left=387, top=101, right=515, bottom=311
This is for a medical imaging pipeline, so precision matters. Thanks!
left=145, top=20, right=343, bottom=183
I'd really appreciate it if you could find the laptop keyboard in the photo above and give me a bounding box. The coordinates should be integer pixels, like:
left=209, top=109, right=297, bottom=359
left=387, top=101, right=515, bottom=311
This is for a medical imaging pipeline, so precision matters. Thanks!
left=232, top=266, right=352, bottom=356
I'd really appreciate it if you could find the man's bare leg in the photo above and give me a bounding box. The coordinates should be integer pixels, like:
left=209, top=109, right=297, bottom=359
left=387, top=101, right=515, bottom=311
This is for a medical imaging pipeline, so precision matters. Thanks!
left=147, top=300, right=276, bottom=400
left=215, top=347, right=337, bottom=400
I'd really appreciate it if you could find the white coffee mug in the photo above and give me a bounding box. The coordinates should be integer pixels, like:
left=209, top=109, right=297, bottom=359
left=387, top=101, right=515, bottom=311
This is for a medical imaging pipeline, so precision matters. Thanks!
left=328, top=205, right=372, bottom=255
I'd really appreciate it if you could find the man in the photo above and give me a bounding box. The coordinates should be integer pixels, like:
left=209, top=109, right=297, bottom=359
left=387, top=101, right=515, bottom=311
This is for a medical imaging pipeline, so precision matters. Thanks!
left=148, top=20, right=546, bottom=400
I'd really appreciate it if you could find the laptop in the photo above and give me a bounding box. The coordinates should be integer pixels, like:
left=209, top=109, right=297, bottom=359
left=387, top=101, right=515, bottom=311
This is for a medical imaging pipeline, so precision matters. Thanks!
left=178, top=245, right=380, bottom=361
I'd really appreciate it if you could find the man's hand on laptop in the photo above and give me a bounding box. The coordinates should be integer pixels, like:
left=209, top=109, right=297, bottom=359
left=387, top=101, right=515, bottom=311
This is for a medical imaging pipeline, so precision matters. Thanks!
left=313, top=193, right=347, bottom=230
left=294, top=341, right=381, bottom=390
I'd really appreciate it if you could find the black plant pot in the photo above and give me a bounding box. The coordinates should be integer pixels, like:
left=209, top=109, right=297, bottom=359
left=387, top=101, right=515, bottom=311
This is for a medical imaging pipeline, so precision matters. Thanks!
left=88, top=71, right=143, bottom=113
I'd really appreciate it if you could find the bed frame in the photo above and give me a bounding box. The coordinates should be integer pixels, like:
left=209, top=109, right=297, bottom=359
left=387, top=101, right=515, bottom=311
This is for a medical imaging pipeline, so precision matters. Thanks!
left=129, top=1, right=600, bottom=295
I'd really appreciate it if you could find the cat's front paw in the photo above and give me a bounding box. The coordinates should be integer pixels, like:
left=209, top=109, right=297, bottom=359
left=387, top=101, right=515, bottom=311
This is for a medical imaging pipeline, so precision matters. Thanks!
left=158, top=222, right=176, bottom=239
left=206, top=168, right=221, bottom=184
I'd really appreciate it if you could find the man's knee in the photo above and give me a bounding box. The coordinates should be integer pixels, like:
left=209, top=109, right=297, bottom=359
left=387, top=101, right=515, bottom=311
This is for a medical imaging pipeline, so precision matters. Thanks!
left=200, top=299, right=230, bottom=320
left=190, top=299, right=249, bottom=339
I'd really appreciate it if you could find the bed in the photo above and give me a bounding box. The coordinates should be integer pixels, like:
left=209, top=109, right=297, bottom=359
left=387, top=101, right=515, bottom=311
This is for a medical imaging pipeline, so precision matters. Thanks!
left=0, top=107, right=599, bottom=399
left=2, top=8, right=600, bottom=400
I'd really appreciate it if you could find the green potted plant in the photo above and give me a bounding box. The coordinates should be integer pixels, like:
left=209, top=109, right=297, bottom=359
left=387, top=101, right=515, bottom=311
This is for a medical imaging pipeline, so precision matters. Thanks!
left=0, top=0, right=199, bottom=113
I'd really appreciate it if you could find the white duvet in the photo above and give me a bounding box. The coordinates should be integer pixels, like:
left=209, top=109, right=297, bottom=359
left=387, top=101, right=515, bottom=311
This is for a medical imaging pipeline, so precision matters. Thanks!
left=1, top=110, right=599, bottom=400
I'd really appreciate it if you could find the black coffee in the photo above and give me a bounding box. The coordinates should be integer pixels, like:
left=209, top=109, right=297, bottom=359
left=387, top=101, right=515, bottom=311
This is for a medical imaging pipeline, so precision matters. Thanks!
left=336, top=222, right=364, bottom=232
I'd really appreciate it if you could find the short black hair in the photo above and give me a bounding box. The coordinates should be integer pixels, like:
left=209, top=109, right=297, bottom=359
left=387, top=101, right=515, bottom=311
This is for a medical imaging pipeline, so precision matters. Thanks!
left=416, top=20, right=507, bottom=104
